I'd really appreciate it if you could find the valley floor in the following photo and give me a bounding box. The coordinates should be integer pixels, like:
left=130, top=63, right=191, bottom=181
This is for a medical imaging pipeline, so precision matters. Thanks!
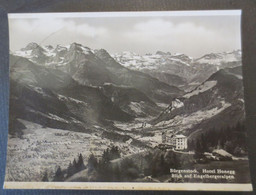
left=5, top=119, right=144, bottom=181
left=5, top=117, right=251, bottom=184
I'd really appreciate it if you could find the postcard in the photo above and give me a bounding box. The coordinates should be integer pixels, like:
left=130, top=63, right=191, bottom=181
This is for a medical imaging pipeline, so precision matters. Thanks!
left=4, top=10, right=253, bottom=191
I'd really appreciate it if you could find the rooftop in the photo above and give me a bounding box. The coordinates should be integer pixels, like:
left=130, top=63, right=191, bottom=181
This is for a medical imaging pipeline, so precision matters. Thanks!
left=165, top=134, right=186, bottom=138
left=175, top=134, right=186, bottom=138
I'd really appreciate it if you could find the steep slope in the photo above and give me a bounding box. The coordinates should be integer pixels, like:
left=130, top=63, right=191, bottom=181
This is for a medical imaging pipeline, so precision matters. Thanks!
left=13, top=43, right=183, bottom=104
left=11, top=43, right=243, bottom=137
left=152, top=66, right=244, bottom=137
left=9, top=80, right=90, bottom=136
left=9, top=55, right=134, bottom=136
left=94, top=49, right=183, bottom=103
left=112, top=50, right=242, bottom=91
left=56, top=84, right=134, bottom=123
left=100, top=83, right=161, bottom=117
left=10, top=54, right=75, bottom=90
left=190, top=50, right=242, bottom=84
left=144, top=71, right=188, bottom=89
left=64, top=43, right=120, bottom=86
left=193, top=50, right=241, bottom=66
left=112, top=51, right=195, bottom=87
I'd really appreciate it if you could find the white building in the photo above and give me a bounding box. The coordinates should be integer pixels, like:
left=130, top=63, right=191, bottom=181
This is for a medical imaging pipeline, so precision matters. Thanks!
left=174, top=134, right=188, bottom=150
left=162, top=132, right=188, bottom=150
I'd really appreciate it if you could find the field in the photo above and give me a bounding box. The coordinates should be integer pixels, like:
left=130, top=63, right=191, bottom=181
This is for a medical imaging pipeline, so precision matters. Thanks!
left=5, top=119, right=143, bottom=181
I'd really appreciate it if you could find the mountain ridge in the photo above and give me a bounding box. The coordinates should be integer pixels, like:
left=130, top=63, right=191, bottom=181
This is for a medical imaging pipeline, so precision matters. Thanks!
left=13, top=42, right=184, bottom=104
left=151, top=66, right=244, bottom=139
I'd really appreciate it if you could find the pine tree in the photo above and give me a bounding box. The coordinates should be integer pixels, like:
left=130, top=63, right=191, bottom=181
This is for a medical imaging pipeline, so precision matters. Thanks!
left=88, top=153, right=98, bottom=173
left=195, top=140, right=202, bottom=153
left=67, top=161, right=75, bottom=178
left=97, top=158, right=112, bottom=182
left=194, top=140, right=204, bottom=159
left=113, top=165, right=121, bottom=181
left=53, top=166, right=64, bottom=181
left=200, top=134, right=207, bottom=152
left=159, top=154, right=165, bottom=174
left=109, top=146, right=120, bottom=160
left=73, top=158, right=77, bottom=167
left=151, top=158, right=158, bottom=177
left=76, top=153, right=85, bottom=172
left=120, top=158, right=139, bottom=181
left=188, top=139, right=194, bottom=151
left=42, top=170, right=49, bottom=182
left=102, top=149, right=110, bottom=163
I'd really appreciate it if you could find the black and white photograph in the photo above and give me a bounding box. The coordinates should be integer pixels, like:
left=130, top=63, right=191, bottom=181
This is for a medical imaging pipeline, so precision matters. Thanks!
left=4, top=10, right=253, bottom=191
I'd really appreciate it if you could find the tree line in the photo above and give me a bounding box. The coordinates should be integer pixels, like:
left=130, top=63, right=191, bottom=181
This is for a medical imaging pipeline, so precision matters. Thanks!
left=42, top=145, right=184, bottom=182
left=188, top=121, right=247, bottom=156
left=42, top=153, right=85, bottom=182
left=42, top=146, right=121, bottom=182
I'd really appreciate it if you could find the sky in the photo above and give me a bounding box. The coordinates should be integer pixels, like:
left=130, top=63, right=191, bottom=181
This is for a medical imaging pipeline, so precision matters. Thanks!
left=8, top=11, right=241, bottom=58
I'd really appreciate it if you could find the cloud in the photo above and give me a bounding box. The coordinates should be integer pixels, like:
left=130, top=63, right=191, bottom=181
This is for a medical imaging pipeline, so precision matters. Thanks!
left=120, top=18, right=240, bottom=57
left=71, top=23, right=107, bottom=38
left=9, top=18, right=108, bottom=50
left=9, top=16, right=240, bottom=57
left=133, top=19, right=174, bottom=37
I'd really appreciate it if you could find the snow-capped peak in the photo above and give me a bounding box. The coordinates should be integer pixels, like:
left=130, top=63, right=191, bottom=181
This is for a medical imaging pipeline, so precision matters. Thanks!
left=22, top=42, right=41, bottom=51
left=194, top=50, right=241, bottom=65
left=112, top=51, right=193, bottom=71
left=12, top=42, right=94, bottom=65
left=155, top=51, right=171, bottom=55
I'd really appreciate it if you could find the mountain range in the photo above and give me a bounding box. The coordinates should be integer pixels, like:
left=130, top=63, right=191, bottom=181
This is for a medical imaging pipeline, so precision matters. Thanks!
left=10, top=42, right=244, bottom=145
left=112, top=50, right=241, bottom=91
left=7, top=42, right=246, bottom=182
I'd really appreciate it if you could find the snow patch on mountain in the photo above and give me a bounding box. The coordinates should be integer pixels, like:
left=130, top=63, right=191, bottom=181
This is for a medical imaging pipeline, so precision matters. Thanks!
left=79, top=45, right=91, bottom=54
left=184, top=80, right=217, bottom=98
left=28, top=109, right=69, bottom=123
left=57, top=94, right=88, bottom=106
left=42, top=46, right=55, bottom=57
left=129, top=102, right=144, bottom=115
left=170, top=99, right=184, bottom=110
left=195, top=50, right=241, bottom=65
left=32, top=86, right=51, bottom=98
left=156, top=100, right=231, bottom=130
left=111, top=51, right=192, bottom=71
left=13, top=43, right=92, bottom=66
left=169, top=57, right=191, bottom=67
left=156, top=103, right=169, bottom=109
left=48, top=113, right=69, bottom=123
left=14, top=50, right=33, bottom=58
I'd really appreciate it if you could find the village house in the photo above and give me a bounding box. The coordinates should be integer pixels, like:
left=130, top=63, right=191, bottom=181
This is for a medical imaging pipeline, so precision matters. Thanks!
left=162, top=132, right=188, bottom=150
